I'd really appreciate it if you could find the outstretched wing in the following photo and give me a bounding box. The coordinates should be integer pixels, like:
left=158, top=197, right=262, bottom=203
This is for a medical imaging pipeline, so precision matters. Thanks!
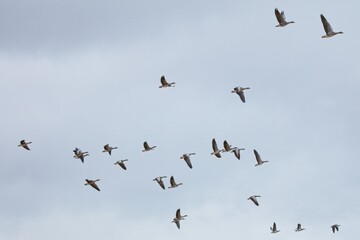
left=254, top=149, right=261, bottom=163
left=275, top=8, right=285, bottom=24
left=161, top=75, right=168, bottom=86
left=143, top=141, right=150, bottom=150
left=321, top=14, right=333, bottom=34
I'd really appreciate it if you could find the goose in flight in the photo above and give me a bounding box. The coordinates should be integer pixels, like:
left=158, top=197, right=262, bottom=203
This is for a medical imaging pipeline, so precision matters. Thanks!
left=275, top=8, right=294, bottom=27
left=270, top=222, right=280, bottom=233
left=18, top=140, right=32, bottom=150
left=331, top=224, right=340, bottom=233
left=102, top=144, right=118, bottom=155
left=232, top=147, right=245, bottom=160
left=247, top=195, right=261, bottom=206
left=84, top=179, right=101, bottom=191
left=254, top=149, right=269, bottom=166
left=153, top=176, right=167, bottom=190
left=172, top=208, right=187, bottom=229
left=114, top=159, right=128, bottom=170
left=159, top=75, right=176, bottom=88
left=73, top=148, right=89, bottom=163
left=222, top=140, right=234, bottom=152
left=142, top=141, right=156, bottom=152
left=168, top=176, right=183, bottom=189
left=321, top=14, right=343, bottom=38
left=295, top=223, right=305, bottom=232
left=180, top=153, right=196, bottom=169
left=211, top=138, right=222, bottom=158
left=231, top=87, right=250, bottom=103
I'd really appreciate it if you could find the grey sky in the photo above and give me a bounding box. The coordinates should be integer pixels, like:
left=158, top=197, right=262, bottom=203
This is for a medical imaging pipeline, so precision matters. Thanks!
left=0, top=0, right=359, bottom=239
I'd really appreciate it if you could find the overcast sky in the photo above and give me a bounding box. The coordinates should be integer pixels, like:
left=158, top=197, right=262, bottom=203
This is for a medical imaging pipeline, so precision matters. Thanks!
left=0, top=0, right=359, bottom=239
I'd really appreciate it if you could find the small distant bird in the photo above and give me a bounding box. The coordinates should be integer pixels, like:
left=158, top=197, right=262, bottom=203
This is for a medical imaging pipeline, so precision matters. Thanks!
left=168, top=176, right=183, bottom=189
left=254, top=149, right=269, bottom=166
left=84, top=179, right=100, bottom=191
left=114, top=159, right=128, bottom=170
left=211, top=138, right=222, bottom=158
left=153, top=176, right=167, bottom=190
left=18, top=140, right=32, bottom=150
left=180, top=153, right=196, bottom=169
left=231, top=87, right=250, bottom=103
left=331, top=224, right=340, bottom=233
left=172, top=208, right=187, bottom=229
left=232, top=147, right=245, bottom=160
left=270, top=222, right=280, bottom=233
left=320, top=14, right=343, bottom=38
left=295, top=223, right=305, bottom=232
left=159, top=75, right=176, bottom=88
left=247, top=195, right=261, bottom=206
left=142, top=141, right=156, bottom=152
left=73, top=148, right=89, bottom=163
left=275, top=8, right=295, bottom=27
left=102, top=144, right=118, bottom=155
left=222, top=140, right=234, bottom=152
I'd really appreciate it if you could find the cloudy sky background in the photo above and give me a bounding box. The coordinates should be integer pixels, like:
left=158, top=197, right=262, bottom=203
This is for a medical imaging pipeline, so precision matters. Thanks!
left=0, top=0, right=359, bottom=239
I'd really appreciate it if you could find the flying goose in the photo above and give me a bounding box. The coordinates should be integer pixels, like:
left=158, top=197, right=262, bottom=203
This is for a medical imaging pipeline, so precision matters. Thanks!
left=18, top=140, right=32, bottom=150
left=168, top=176, right=183, bottom=189
left=270, top=222, right=280, bottom=233
left=254, top=149, right=269, bottom=166
left=172, top=208, right=187, bottom=229
left=142, top=141, right=156, bottom=152
left=159, top=75, right=176, bottom=88
left=232, top=147, right=245, bottom=160
left=180, top=153, right=196, bottom=169
left=84, top=179, right=100, bottom=191
left=321, top=14, right=343, bottom=38
left=231, top=87, right=250, bottom=103
left=222, top=140, right=234, bottom=152
left=210, top=138, right=222, bottom=158
left=114, top=159, right=128, bottom=170
left=153, top=176, right=167, bottom=190
left=73, top=148, right=89, bottom=163
left=102, top=144, right=118, bottom=155
left=275, top=8, right=295, bottom=27
left=295, top=223, right=305, bottom=232
left=247, top=195, right=261, bottom=206
left=331, top=224, right=340, bottom=233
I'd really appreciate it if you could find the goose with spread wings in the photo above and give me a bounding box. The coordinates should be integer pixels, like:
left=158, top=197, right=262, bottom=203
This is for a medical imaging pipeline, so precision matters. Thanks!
left=153, top=176, right=167, bottom=190
left=211, top=138, right=222, bottom=158
left=275, top=8, right=294, bottom=27
left=142, top=141, right=156, bottom=152
left=172, top=208, right=187, bottom=229
left=18, top=140, right=32, bottom=150
left=231, top=87, right=250, bottom=103
left=180, top=153, right=195, bottom=169
left=321, top=14, right=343, bottom=38
left=159, top=75, right=176, bottom=88
left=84, top=179, right=101, bottom=191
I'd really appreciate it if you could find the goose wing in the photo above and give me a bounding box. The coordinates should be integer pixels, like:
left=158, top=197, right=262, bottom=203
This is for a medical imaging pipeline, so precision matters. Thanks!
left=184, top=157, right=193, bottom=169
left=232, top=148, right=240, bottom=160
left=273, top=222, right=277, bottom=231
left=161, top=75, right=168, bottom=86
left=176, top=209, right=181, bottom=219
left=175, top=220, right=180, bottom=229
left=275, top=8, right=285, bottom=24
left=321, top=14, right=333, bottom=34
left=254, top=149, right=262, bottom=164
left=223, top=140, right=231, bottom=151
left=297, top=224, right=301, bottom=230
left=170, top=176, right=176, bottom=186
left=238, top=90, right=246, bottom=102
left=158, top=179, right=165, bottom=189
left=143, top=141, right=150, bottom=150
left=212, top=138, right=219, bottom=151
left=120, top=162, right=127, bottom=170
left=250, top=196, right=259, bottom=206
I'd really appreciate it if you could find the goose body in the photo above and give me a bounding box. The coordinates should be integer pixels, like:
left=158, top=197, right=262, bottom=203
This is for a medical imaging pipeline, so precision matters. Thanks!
left=231, top=86, right=250, bottom=103
left=275, top=8, right=294, bottom=27
left=180, top=153, right=195, bottom=169
left=84, top=179, right=101, bottom=191
left=142, top=141, right=156, bottom=152
left=73, top=148, right=89, bottom=163
left=211, top=138, right=222, bottom=158
left=321, top=14, right=343, bottom=38
left=270, top=222, right=280, bottom=233
left=168, top=176, right=183, bottom=189
left=247, top=195, right=261, bottom=206
left=18, top=140, right=32, bottom=150
left=159, top=75, right=176, bottom=88
left=114, top=159, right=128, bottom=170
left=172, top=208, right=187, bottom=229
left=102, top=144, right=118, bottom=155
left=153, top=176, right=167, bottom=190
left=254, top=149, right=269, bottom=166
left=295, top=223, right=305, bottom=232
left=331, top=224, right=340, bottom=233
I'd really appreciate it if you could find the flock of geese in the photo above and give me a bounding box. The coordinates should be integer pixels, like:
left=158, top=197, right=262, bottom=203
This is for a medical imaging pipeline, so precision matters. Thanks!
left=16, top=7, right=344, bottom=236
